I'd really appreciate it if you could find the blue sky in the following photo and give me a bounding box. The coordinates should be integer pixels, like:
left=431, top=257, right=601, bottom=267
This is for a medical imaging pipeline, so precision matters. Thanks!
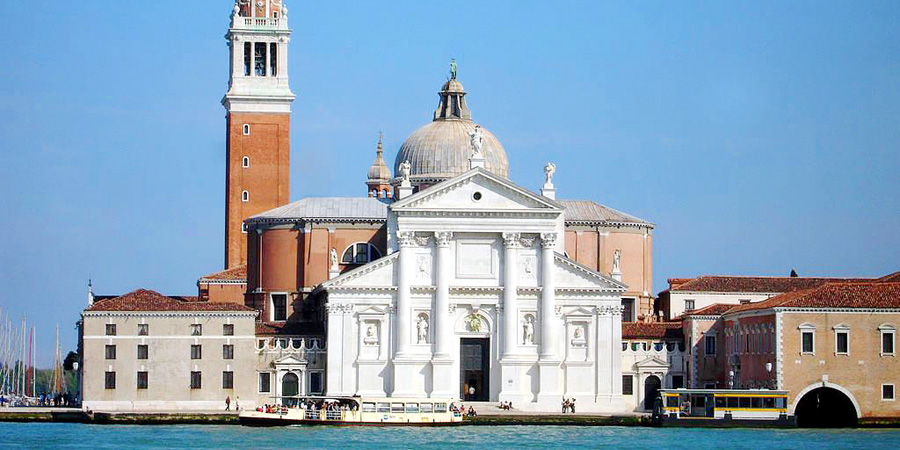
left=1, top=1, right=897, bottom=366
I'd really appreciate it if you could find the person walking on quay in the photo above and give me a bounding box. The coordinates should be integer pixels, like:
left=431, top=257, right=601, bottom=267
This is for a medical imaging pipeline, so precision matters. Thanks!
left=225, top=396, right=231, bottom=411
left=570, top=398, right=576, bottom=414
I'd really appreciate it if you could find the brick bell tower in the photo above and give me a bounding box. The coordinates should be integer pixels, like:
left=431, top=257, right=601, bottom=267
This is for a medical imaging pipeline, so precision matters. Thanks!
left=222, top=0, right=294, bottom=269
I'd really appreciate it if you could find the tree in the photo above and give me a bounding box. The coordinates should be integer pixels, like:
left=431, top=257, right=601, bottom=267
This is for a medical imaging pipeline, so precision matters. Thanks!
left=63, top=351, right=78, bottom=371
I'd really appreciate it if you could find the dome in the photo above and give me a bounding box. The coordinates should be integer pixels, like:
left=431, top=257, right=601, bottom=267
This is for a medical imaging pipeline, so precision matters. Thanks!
left=393, top=75, right=510, bottom=183
left=367, top=134, right=391, bottom=181
left=394, top=120, right=509, bottom=181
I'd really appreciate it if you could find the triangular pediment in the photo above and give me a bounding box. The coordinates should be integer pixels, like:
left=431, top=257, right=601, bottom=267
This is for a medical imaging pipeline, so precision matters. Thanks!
left=320, top=253, right=398, bottom=289
left=392, top=168, right=563, bottom=213
left=554, top=253, right=628, bottom=291
left=634, top=356, right=670, bottom=370
left=274, top=354, right=307, bottom=366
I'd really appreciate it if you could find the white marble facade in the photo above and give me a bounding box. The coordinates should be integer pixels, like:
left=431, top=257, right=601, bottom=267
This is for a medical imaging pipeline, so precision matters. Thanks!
left=320, top=168, right=628, bottom=412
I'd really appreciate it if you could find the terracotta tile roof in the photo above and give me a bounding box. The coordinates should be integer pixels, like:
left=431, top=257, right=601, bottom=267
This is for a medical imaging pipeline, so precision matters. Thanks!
left=86, top=289, right=255, bottom=312
left=622, top=321, right=683, bottom=339
left=199, top=265, right=247, bottom=282
left=878, top=271, right=900, bottom=283
left=725, top=282, right=900, bottom=314
left=671, top=276, right=871, bottom=293
left=683, top=303, right=735, bottom=317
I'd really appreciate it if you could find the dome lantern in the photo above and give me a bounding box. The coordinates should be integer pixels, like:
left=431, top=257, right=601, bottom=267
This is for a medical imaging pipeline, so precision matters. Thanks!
left=393, top=66, right=509, bottom=188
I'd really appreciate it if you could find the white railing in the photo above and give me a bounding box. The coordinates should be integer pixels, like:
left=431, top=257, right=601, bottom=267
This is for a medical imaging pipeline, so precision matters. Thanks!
left=231, top=16, right=287, bottom=30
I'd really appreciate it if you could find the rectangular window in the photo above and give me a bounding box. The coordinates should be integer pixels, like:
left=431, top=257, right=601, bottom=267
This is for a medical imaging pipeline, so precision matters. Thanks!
left=223, top=371, right=234, bottom=389
left=883, top=384, right=895, bottom=401
left=801, top=331, right=815, bottom=354
left=621, top=298, right=635, bottom=322
left=137, top=324, right=149, bottom=336
left=105, top=345, right=116, bottom=360
left=420, top=403, right=434, bottom=413
left=684, top=300, right=695, bottom=312
left=243, top=42, right=251, bottom=76
left=137, top=371, right=148, bottom=389
left=223, top=324, right=235, bottom=336
left=223, top=344, right=234, bottom=360
left=671, top=375, right=684, bottom=389
left=309, top=372, right=323, bottom=394
left=190, top=371, right=202, bottom=389
left=190, top=324, right=202, bottom=336
left=882, top=331, right=895, bottom=355
left=137, top=344, right=148, bottom=360
left=362, top=402, right=376, bottom=413
left=622, top=375, right=634, bottom=395
left=105, top=324, right=117, bottom=336
left=272, top=294, right=288, bottom=321
left=269, top=42, right=277, bottom=76
left=836, top=331, right=849, bottom=354
left=705, top=336, right=717, bottom=356
left=254, top=42, right=267, bottom=76
left=105, top=371, right=116, bottom=389
left=191, top=345, right=202, bottom=360
left=259, top=373, right=271, bottom=393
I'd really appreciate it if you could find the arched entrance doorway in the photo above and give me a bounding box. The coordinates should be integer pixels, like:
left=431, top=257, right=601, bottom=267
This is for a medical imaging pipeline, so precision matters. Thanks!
left=795, top=387, right=858, bottom=427
left=644, top=375, right=661, bottom=410
left=282, top=372, right=300, bottom=397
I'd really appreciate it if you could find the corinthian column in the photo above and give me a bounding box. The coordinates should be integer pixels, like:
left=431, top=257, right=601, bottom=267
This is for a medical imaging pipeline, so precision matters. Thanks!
left=395, top=230, right=416, bottom=357
left=433, top=231, right=453, bottom=358
left=539, top=232, right=558, bottom=359
left=502, top=233, right=521, bottom=358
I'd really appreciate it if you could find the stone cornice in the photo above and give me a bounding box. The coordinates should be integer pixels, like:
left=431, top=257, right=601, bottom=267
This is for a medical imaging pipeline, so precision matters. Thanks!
left=82, top=311, right=257, bottom=319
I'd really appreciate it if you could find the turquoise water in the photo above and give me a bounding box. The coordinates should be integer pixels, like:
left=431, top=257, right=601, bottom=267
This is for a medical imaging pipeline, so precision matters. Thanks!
left=2, top=423, right=899, bottom=449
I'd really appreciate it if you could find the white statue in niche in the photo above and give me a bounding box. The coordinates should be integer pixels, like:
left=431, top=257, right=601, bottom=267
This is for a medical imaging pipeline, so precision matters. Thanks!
left=468, top=125, right=484, bottom=157
left=330, top=248, right=338, bottom=271
left=612, top=249, right=621, bottom=274
left=416, top=314, right=429, bottom=344
left=571, top=325, right=587, bottom=348
left=363, top=324, right=379, bottom=345
left=523, top=315, right=535, bottom=345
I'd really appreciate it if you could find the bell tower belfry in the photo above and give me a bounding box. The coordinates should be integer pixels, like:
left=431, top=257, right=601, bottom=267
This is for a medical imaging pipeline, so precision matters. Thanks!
left=222, top=0, right=294, bottom=269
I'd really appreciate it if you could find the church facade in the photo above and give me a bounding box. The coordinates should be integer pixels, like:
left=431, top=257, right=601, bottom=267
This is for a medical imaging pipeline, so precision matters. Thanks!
left=81, top=1, right=661, bottom=412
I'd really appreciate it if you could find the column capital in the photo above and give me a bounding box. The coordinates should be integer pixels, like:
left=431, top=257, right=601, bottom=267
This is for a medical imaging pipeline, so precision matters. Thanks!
left=397, top=231, right=417, bottom=247
left=502, top=232, right=522, bottom=249
left=434, top=231, right=453, bottom=247
left=540, top=232, right=558, bottom=248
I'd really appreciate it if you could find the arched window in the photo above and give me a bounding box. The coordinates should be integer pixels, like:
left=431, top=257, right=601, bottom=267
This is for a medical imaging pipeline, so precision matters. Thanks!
left=242, top=156, right=250, bottom=168
left=242, top=124, right=250, bottom=135
left=242, top=190, right=249, bottom=202
left=341, top=242, right=382, bottom=265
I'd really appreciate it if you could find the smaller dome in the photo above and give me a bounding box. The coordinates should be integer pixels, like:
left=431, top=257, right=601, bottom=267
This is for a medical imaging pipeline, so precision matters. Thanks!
left=367, top=134, right=391, bottom=182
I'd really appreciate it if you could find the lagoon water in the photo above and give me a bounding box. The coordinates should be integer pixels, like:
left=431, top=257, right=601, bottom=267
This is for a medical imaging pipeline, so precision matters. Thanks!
left=2, top=423, right=899, bottom=450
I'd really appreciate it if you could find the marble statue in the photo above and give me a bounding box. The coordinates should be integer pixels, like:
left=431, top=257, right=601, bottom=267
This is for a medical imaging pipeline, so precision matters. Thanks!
left=417, top=315, right=429, bottom=344
left=612, top=249, right=621, bottom=274
left=574, top=327, right=583, bottom=339
left=523, top=316, right=535, bottom=345
left=544, top=162, right=556, bottom=186
left=330, top=248, right=338, bottom=270
left=468, top=126, right=484, bottom=158
left=399, top=160, right=411, bottom=183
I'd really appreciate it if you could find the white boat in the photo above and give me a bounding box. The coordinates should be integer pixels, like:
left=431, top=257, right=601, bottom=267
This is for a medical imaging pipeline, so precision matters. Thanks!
left=239, top=396, right=464, bottom=426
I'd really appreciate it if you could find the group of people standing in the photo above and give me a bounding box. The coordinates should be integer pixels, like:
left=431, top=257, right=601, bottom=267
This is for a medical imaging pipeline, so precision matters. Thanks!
left=561, top=398, right=577, bottom=414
